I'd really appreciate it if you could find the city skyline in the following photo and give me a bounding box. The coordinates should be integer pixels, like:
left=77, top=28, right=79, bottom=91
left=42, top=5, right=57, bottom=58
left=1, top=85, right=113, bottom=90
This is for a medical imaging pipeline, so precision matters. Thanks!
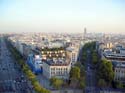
left=0, top=0, right=125, bottom=34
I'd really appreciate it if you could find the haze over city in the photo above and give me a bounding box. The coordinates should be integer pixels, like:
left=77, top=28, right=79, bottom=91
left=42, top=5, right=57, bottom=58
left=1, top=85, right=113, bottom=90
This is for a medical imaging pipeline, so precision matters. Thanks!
left=0, top=0, right=125, bottom=34
left=1, top=1, right=125, bottom=93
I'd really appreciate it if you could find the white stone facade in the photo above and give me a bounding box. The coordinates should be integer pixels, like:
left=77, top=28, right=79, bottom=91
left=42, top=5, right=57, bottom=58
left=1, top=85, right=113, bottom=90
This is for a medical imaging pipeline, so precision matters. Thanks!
left=42, top=62, right=71, bottom=79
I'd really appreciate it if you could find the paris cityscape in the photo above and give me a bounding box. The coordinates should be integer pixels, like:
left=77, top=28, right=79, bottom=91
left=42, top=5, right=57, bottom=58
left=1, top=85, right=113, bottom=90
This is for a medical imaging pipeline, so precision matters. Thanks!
left=0, top=0, right=125, bottom=93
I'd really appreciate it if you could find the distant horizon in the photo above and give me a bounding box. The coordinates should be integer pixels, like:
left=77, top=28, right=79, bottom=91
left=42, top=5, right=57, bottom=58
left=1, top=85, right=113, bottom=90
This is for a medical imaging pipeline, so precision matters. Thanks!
left=0, top=0, right=125, bottom=34
left=1, top=30, right=125, bottom=35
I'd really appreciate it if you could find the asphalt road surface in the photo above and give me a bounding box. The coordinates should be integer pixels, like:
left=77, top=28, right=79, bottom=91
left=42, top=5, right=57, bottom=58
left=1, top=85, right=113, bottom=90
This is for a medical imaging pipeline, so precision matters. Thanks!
left=85, top=50, right=97, bottom=93
left=0, top=37, right=34, bottom=93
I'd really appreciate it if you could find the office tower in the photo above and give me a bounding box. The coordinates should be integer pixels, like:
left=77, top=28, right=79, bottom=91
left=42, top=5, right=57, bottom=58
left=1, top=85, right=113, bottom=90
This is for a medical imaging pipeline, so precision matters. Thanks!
left=83, top=27, right=87, bottom=40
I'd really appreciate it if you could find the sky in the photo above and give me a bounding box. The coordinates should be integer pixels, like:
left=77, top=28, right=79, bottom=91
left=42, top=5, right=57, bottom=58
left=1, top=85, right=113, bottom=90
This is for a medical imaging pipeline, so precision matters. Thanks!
left=0, top=0, right=125, bottom=34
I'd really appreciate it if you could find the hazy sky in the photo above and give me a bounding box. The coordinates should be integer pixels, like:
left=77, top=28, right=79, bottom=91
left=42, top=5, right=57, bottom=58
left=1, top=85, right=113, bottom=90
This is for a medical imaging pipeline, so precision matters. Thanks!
left=0, top=0, right=125, bottom=33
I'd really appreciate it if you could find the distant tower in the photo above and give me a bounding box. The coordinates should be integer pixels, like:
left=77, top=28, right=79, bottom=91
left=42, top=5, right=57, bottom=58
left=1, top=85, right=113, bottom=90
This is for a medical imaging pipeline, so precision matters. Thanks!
left=83, top=27, right=87, bottom=40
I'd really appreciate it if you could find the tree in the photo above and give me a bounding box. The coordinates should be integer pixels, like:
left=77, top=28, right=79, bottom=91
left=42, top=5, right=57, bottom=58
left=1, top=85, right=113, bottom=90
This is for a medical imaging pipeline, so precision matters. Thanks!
left=70, top=66, right=80, bottom=80
left=26, top=70, right=36, bottom=80
left=75, top=62, right=85, bottom=77
left=78, top=77, right=85, bottom=88
left=92, top=50, right=98, bottom=65
left=5, top=38, right=50, bottom=93
left=98, top=79, right=107, bottom=87
left=97, top=59, right=114, bottom=86
left=69, top=66, right=81, bottom=87
left=116, top=82, right=124, bottom=89
left=83, top=52, right=87, bottom=61
left=50, top=77, right=63, bottom=89
left=74, top=62, right=85, bottom=88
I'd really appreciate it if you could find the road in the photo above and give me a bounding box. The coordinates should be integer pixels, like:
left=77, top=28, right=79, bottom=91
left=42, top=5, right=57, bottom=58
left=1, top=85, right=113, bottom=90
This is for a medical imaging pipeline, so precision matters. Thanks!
left=0, top=37, right=33, bottom=93
left=37, top=74, right=51, bottom=89
left=85, top=50, right=97, bottom=93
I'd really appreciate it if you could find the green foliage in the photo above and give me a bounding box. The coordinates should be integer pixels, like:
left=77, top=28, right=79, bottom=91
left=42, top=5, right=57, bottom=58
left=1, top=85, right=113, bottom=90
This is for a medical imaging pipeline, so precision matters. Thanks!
left=79, top=81, right=85, bottom=88
left=78, top=77, right=85, bottom=88
left=97, top=59, right=114, bottom=86
left=81, top=41, right=96, bottom=63
left=70, top=66, right=80, bottom=80
left=92, top=51, right=98, bottom=64
left=74, top=62, right=85, bottom=88
left=50, top=77, right=63, bottom=89
left=5, top=38, right=50, bottom=93
left=75, top=62, right=85, bottom=77
left=82, top=52, right=87, bottom=61
left=116, top=82, right=124, bottom=89
left=26, top=70, right=36, bottom=79
left=82, top=41, right=96, bottom=51
left=98, top=79, right=107, bottom=87
left=69, top=65, right=85, bottom=88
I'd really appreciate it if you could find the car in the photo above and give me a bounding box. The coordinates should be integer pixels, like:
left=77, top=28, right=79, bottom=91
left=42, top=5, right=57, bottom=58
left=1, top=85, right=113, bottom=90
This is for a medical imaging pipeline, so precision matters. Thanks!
left=13, top=80, right=16, bottom=83
left=21, top=79, right=27, bottom=82
left=21, top=75, right=24, bottom=78
left=88, top=66, right=90, bottom=70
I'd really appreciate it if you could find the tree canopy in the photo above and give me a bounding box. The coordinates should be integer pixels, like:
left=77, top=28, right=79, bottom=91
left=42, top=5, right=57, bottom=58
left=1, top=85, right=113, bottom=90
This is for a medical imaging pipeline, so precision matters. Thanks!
left=97, top=59, right=114, bottom=86
left=98, top=79, right=107, bottom=87
left=70, top=66, right=80, bottom=80
left=50, top=77, right=63, bottom=89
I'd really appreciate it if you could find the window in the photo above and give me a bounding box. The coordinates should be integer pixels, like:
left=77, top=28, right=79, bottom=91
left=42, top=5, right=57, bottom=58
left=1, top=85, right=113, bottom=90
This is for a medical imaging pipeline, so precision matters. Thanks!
left=66, top=68, right=67, bottom=71
left=53, top=68, right=55, bottom=70
left=51, top=72, right=53, bottom=75
left=51, top=68, right=55, bottom=71
left=51, top=68, right=53, bottom=71
left=53, top=72, right=54, bottom=75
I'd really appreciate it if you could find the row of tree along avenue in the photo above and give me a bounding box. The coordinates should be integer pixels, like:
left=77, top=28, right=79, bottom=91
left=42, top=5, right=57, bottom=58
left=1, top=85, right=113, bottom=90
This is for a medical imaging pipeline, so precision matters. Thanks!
left=80, top=41, right=116, bottom=88
left=97, top=59, right=114, bottom=87
left=69, top=65, right=85, bottom=89
left=5, top=38, right=50, bottom=93
left=48, top=45, right=87, bottom=90
left=85, top=42, right=123, bottom=89
left=97, top=59, right=125, bottom=89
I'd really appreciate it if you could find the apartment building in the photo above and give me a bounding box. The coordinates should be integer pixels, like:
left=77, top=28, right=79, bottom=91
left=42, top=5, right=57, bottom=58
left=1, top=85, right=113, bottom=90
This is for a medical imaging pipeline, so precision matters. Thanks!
left=66, top=47, right=78, bottom=66
left=114, top=62, right=125, bottom=83
left=42, top=59, right=71, bottom=79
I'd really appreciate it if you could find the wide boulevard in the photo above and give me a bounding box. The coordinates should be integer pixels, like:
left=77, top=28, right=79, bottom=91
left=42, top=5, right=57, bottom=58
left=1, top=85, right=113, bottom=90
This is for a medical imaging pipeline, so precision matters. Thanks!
left=0, top=36, right=33, bottom=93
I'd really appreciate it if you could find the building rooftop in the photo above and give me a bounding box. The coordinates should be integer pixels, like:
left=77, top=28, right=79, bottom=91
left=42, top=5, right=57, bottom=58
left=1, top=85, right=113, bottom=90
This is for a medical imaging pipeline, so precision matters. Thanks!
left=44, top=59, right=70, bottom=66
left=104, top=50, right=125, bottom=57
left=121, top=48, right=125, bottom=51
left=114, top=62, right=125, bottom=68
left=28, top=54, right=42, bottom=64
